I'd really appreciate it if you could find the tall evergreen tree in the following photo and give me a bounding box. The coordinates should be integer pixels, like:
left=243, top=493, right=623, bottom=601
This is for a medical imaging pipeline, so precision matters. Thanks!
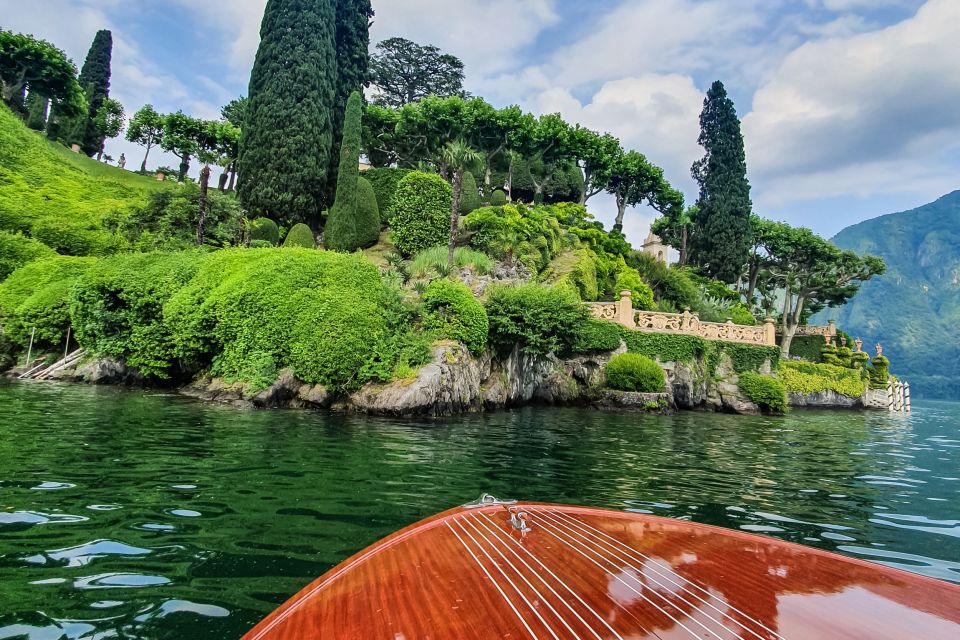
left=76, top=30, right=112, bottom=156
left=238, top=0, right=338, bottom=229
left=327, top=0, right=373, bottom=203
left=689, top=80, right=753, bottom=283
left=325, top=91, right=363, bottom=251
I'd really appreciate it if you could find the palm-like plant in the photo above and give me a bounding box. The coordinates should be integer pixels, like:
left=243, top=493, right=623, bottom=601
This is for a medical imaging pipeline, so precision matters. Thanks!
left=441, top=140, right=482, bottom=272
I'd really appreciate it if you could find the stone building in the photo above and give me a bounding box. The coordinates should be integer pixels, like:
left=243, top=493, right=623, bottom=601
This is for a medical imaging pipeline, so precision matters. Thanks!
left=641, top=231, right=668, bottom=264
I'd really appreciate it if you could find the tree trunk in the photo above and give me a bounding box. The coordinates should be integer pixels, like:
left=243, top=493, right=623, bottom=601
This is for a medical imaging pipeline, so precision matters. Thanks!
left=779, top=286, right=794, bottom=356
left=506, top=161, right=514, bottom=202
left=679, top=225, right=688, bottom=266
left=484, top=161, right=492, bottom=199
left=613, top=195, right=627, bottom=232
left=579, top=167, right=591, bottom=205
left=448, top=170, right=463, bottom=274
left=197, top=164, right=210, bottom=246
left=218, top=171, right=228, bottom=191
left=140, top=140, right=152, bottom=173
left=178, top=155, right=190, bottom=183
left=228, top=162, right=237, bottom=191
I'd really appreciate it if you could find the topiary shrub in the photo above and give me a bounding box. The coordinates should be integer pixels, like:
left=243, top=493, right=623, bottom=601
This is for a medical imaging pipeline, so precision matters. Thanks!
left=570, top=319, right=622, bottom=355
left=283, top=223, right=316, bottom=248
left=870, top=355, right=890, bottom=389
left=249, top=218, right=280, bottom=246
left=460, top=171, right=481, bottom=214
left=354, top=176, right=381, bottom=248
left=363, top=167, right=412, bottom=225
left=0, top=231, right=56, bottom=281
left=737, top=372, right=788, bottom=414
left=325, top=91, right=366, bottom=252
left=490, top=189, right=507, bottom=206
left=0, top=255, right=96, bottom=348
left=422, top=279, right=488, bottom=355
left=391, top=171, right=452, bottom=257
left=485, top=284, right=588, bottom=357
left=605, top=353, right=665, bottom=392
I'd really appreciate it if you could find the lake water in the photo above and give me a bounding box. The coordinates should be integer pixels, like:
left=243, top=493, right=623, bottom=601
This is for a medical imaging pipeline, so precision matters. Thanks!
left=1, top=380, right=958, bottom=639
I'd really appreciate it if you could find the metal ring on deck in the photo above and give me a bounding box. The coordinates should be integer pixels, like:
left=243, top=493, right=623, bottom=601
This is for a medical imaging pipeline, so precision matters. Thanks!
left=462, top=494, right=518, bottom=509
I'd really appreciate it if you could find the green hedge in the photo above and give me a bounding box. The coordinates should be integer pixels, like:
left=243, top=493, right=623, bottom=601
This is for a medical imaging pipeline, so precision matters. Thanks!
left=422, top=279, right=488, bottom=355
left=785, top=335, right=824, bottom=362
left=737, top=372, right=787, bottom=414
left=0, top=255, right=96, bottom=348
left=0, top=231, right=55, bottom=281
left=614, top=265, right=655, bottom=310
left=485, top=284, right=588, bottom=357
left=363, top=167, right=411, bottom=224
left=778, top=360, right=866, bottom=397
left=391, top=172, right=452, bottom=257
left=571, top=319, right=622, bottom=355
left=605, top=353, right=665, bottom=392
left=70, top=252, right=202, bottom=378
left=249, top=217, right=280, bottom=246
left=618, top=327, right=779, bottom=375
left=283, top=223, right=316, bottom=248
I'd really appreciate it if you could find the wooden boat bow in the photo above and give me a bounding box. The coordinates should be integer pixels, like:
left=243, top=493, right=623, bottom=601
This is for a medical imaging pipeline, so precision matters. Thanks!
left=243, top=497, right=960, bottom=639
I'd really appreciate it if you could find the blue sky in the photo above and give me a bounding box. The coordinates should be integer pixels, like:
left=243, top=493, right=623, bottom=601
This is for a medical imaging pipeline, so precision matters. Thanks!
left=5, top=0, right=958, bottom=246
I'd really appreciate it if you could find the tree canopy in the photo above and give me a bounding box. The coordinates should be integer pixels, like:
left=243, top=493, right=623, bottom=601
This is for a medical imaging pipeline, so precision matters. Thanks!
left=370, top=37, right=467, bottom=108
left=0, top=30, right=85, bottom=119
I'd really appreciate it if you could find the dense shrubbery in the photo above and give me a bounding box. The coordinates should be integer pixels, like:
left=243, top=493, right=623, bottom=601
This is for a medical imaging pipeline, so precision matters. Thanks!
left=391, top=171, right=452, bottom=256
left=363, top=167, right=411, bottom=224
left=249, top=217, right=281, bottom=246
left=0, top=256, right=96, bottom=348
left=627, top=252, right=698, bottom=310
left=737, top=372, right=788, bottom=413
left=0, top=231, right=56, bottom=281
left=283, top=223, right=316, bottom=248
left=570, top=319, right=622, bottom=355
left=614, top=263, right=655, bottom=310
left=123, top=183, right=246, bottom=250
left=422, top=279, right=488, bottom=355
left=784, top=335, right=824, bottom=362
left=70, top=252, right=202, bottom=377
left=465, top=204, right=564, bottom=270
left=563, top=249, right=598, bottom=301
left=485, top=284, right=588, bottom=357
left=605, top=353, right=665, bottom=392
left=778, top=360, right=865, bottom=397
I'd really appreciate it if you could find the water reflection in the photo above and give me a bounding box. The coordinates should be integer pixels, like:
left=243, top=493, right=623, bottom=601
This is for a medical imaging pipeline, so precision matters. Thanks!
left=0, top=380, right=957, bottom=639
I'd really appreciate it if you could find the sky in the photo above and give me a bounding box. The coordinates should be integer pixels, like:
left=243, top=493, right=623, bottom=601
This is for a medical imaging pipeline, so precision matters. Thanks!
left=4, top=0, right=959, bottom=246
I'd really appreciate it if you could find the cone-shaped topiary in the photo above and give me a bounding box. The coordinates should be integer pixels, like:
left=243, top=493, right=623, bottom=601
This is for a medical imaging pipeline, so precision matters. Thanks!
left=490, top=189, right=507, bottom=206
left=391, top=171, right=452, bottom=257
left=283, top=223, right=316, bottom=248
left=355, top=176, right=381, bottom=248
left=325, top=91, right=363, bottom=251
left=460, top=171, right=481, bottom=214
left=249, top=218, right=280, bottom=245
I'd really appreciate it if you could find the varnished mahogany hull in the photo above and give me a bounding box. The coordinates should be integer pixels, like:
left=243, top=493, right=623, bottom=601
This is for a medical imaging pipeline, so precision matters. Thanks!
left=242, top=503, right=960, bottom=639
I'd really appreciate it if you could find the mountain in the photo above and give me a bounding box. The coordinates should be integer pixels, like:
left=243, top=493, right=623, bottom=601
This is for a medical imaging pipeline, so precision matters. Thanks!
left=815, top=191, right=960, bottom=399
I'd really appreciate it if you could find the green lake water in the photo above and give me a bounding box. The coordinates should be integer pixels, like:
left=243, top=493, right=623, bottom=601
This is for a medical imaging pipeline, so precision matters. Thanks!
left=1, top=379, right=959, bottom=639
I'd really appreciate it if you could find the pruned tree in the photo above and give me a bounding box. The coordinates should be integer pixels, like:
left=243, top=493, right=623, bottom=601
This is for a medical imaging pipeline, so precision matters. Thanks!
left=570, top=126, right=621, bottom=205
left=160, top=111, right=203, bottom=182
left=325, top=91, right=365, bottom=252
left=370, top=37, right=467, bottom=108
left=238, top=0, right=338, bottom=229
left=0, top=31, right=85, bottom=121
left=441, top=140, right=481, bottom=270
left=606, top=151, right=682, bottom=233
left=689, top=80, right=753, bottom=283
left=89, top=97, right=124, bottom=160
left=652, top=205, right=695, bottom=267
left=218, top=98, right=245, bottom=189
left=126, top=104, right=164, bottom=173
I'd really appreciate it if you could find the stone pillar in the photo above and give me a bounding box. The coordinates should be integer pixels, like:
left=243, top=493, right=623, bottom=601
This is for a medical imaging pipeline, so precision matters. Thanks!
left=616, top=290, right=634, bottom=328
left=763, top=316, right=776, bottom=346
left=827, top=319, right=836, bottom=337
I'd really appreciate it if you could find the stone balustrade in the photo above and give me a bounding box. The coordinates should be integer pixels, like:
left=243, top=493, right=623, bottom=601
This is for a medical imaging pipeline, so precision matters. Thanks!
left=586, top=291, right=777, bottom=346
left=784, top=322, right=837, bottom=338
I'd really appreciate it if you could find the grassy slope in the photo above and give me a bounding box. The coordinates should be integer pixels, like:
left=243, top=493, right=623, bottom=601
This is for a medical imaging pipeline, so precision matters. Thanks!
left=0, top=103, right=167, bottom=255
left=814, top=191, right=960, bottom=399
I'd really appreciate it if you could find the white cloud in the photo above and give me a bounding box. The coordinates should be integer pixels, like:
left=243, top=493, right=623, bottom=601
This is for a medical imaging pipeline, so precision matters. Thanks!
left=743, top=0, right=960, bottom=207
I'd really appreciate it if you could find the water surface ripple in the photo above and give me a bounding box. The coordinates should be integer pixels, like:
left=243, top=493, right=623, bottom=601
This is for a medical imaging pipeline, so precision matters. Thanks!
left=0, top=380, right=958, bottom=638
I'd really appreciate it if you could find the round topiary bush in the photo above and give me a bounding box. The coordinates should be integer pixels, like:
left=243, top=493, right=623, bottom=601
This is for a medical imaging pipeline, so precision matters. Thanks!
left=364, top=167, right=412, bottom=225
left=605, top=353, right=665, bottom=393
left=391, top=171, right=452, bottom=257
left=249, top=218, right=280, bottom=246
left=460, top=171, right=481, bottom=214
left=490, top=189, right=507, bottom=206
left=283, top=223, right=316, bottom=248
left=422, top=279, right=488, bottom=355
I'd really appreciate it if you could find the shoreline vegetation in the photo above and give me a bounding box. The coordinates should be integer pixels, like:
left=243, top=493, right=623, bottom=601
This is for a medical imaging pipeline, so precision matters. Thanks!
left=0, top=3, right=896, bottom=416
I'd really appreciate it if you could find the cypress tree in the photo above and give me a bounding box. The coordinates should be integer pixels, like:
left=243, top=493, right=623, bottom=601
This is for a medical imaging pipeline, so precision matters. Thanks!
left=689, top=80, right=753, bottom=283
left=325, top=91, right=362, bottom=251
left=239, top=0, right=338, bottom=230
left=77, top=30, right=113, bottom=156
left=327, top=0, right=373, bottom=203
left=460, top=171, right=481, bottom=214
left=355, top=176, right=381, bottom=247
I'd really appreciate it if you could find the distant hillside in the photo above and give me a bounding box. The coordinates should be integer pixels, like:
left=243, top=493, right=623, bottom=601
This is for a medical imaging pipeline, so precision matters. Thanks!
left=0, top=103, right=166, bottom=256
left=815, top=191, right=960, bottom=399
